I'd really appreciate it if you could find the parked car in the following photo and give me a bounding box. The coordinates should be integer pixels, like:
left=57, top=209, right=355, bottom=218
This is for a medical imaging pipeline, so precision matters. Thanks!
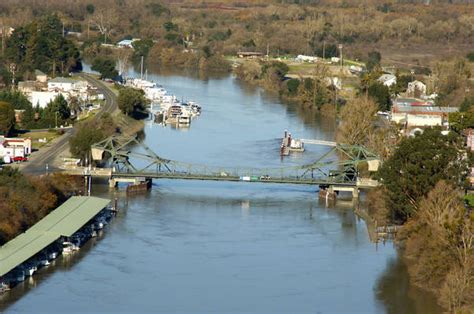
left=13, top=156, right=28, bottom=162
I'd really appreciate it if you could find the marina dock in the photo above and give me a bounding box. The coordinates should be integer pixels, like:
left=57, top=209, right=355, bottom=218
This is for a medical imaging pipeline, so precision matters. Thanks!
left=0, top=196, right=111, bottom=292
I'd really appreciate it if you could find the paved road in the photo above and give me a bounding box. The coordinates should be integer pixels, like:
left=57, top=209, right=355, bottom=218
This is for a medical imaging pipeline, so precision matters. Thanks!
left=20, top=74, right=118, bottom=175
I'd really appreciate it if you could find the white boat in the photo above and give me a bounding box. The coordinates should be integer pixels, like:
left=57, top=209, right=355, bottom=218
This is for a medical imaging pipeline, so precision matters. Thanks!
left=0, top=282, right=10, bottom=293
left=22, top=263, right=37, bottom=277
left=189, top=102, right=202, bottom=116
left=62, top=241, right=77, bottom=254
left=289, top=139, right=305, bottom=152
left=178, top=113, right=191, bottom=125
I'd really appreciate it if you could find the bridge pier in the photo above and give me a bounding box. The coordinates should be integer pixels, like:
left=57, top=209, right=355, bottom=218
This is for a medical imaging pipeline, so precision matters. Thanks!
left=319, top=185, right=359, bottom=200
left=109, top=177, right=151, bottom=189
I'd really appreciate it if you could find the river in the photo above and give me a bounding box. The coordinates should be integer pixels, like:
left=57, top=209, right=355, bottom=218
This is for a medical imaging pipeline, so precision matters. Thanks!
left=0, top=66, right=442, bottom=313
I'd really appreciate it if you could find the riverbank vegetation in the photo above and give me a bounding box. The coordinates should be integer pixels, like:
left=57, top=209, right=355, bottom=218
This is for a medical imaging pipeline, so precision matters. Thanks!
left=362, top=128, right=473, bottom=311
left=117, top=87, right=150, bottom=119
left=0, top=168, right=82, bottom=245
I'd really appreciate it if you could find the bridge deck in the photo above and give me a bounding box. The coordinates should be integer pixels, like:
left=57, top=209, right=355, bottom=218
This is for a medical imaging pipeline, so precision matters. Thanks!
left=111, top=172, right=358, bottom=186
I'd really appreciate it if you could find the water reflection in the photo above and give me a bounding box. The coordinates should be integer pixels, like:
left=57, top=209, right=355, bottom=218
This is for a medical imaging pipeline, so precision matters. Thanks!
left=376, top=256, right=443, bottom=314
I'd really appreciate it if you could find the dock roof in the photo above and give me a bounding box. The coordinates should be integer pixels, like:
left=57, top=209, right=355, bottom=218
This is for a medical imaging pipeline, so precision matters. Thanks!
left=0, top=196, right=110, bottom=277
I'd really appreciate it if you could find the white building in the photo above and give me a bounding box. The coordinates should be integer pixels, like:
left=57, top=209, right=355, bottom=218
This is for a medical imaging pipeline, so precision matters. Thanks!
left=48, top=77, right=76, bottom=92
left=117, top=38, right=139, bottom=48
left=378, top=74, right=397, bottom=87
left=296, top=55, right=318, bottom=63
left=29, top=91, right=62, bottom=108
left=407, top=80, right=427, bottom=97
left=0, top=137, right=32, bottom=162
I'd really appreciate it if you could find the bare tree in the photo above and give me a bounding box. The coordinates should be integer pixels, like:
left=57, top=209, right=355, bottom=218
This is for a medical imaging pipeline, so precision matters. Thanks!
left=90, top=8, right=118, bottom=44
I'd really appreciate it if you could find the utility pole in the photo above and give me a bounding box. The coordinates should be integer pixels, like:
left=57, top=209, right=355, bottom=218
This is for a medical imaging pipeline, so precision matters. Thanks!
left=338, top=44, right=343, bottom=71
left=9, top=63, right=16, bottom=90
left=140, top=56, right=144, bottom=80
left=1, top=26, right=5, bottom=56
left=322, top=41, right=326, bottom=60
left=55, top=111, right=58, bottom=129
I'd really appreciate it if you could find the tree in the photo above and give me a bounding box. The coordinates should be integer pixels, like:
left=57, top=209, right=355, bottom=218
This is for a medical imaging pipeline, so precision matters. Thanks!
left=44, top=94, right=70, bottom=127
left=117, top=87, right=149, bottom=118
left=0, top=101, right=15, bottom=136
left=367, top=82, right=391, bottom=111
left=286, top=79, right=300, bottom=96
left=69, top=121, right=104, bottom=160
left=366, top=50, right=381, bottom=72
left=90, top=8, right=117, bottom=44
left=86, top=4, right=95, bottom=15
left=132, top=39, right=154, bottom=62
left=91, top=56, right=118, bottom=79
left=402, top=181, right=474, bottom=312
left=466, top=52, right=474, bottom=62
left=378, top=128, right=468, bottom=223
left=449, top=112, right=474, bottom=133
left=5, top=15, right=81, bottom=76
left=336, top=96, right=378, bottom=145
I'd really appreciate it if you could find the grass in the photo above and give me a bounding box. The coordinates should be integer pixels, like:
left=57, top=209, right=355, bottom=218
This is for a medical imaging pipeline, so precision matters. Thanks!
left=20, top=131, right=61, bottom=150
left=464, top=194, right=474, bottom=208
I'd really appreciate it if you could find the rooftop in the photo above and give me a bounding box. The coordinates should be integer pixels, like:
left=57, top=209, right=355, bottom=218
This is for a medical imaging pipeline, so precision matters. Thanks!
left=393, top=105, right=459, bottom=114
left=35, top=69, right=46, bottom=76
left=48, top=77, right=75, bottom=84
left=0, top=196, right=110, bottom=277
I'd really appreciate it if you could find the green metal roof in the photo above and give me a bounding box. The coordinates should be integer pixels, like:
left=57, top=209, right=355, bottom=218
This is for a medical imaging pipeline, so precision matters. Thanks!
left=0, top=196, right=110, bottom=277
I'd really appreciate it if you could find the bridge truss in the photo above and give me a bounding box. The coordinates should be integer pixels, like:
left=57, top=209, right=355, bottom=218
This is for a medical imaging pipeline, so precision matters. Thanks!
left=91, top=135, right=380, bottom=185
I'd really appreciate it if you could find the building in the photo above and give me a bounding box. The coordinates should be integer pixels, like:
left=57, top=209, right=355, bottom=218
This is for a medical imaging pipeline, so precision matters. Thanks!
left=296, top=55, right=318, bottom=63
left=48, top=77, right=76, bottom=92
left=393, top=97, right=434, bottom=107
left=117, top=38, right=139, bottom=48
left=18, top=81, right=41, bottom=94
left=378, top=74, right=397, bottom=87
left=390, top=104, right=458, bottom=127
left=237, top=51, right=264, bottom=59
left=35, top=70, right=48, bottom=83
left=463, top=129, right=474, bottom=151
left=407, top=80, right=427, bottom=97
left=29, top=91, right=62, bottom=108
left=0, top=137, right=32, bottom=162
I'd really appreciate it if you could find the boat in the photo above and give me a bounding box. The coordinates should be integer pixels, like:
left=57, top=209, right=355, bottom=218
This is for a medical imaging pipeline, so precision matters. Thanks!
left=178, top=113, right=191, bottom=125
left=0, top=281, right=10, bottom=293
left=62, top=241, right=78, bottom=254
left=37, top=255, right=50, bottom=267
left=11, top=270, right=25, bottom=283
left=189, top=102, right=201, bottom=115
left=22, top=262, right=37, bottom=277
left=289, top=139, right=305, bottom=152
left=166, top=105, right=182, bottom=124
